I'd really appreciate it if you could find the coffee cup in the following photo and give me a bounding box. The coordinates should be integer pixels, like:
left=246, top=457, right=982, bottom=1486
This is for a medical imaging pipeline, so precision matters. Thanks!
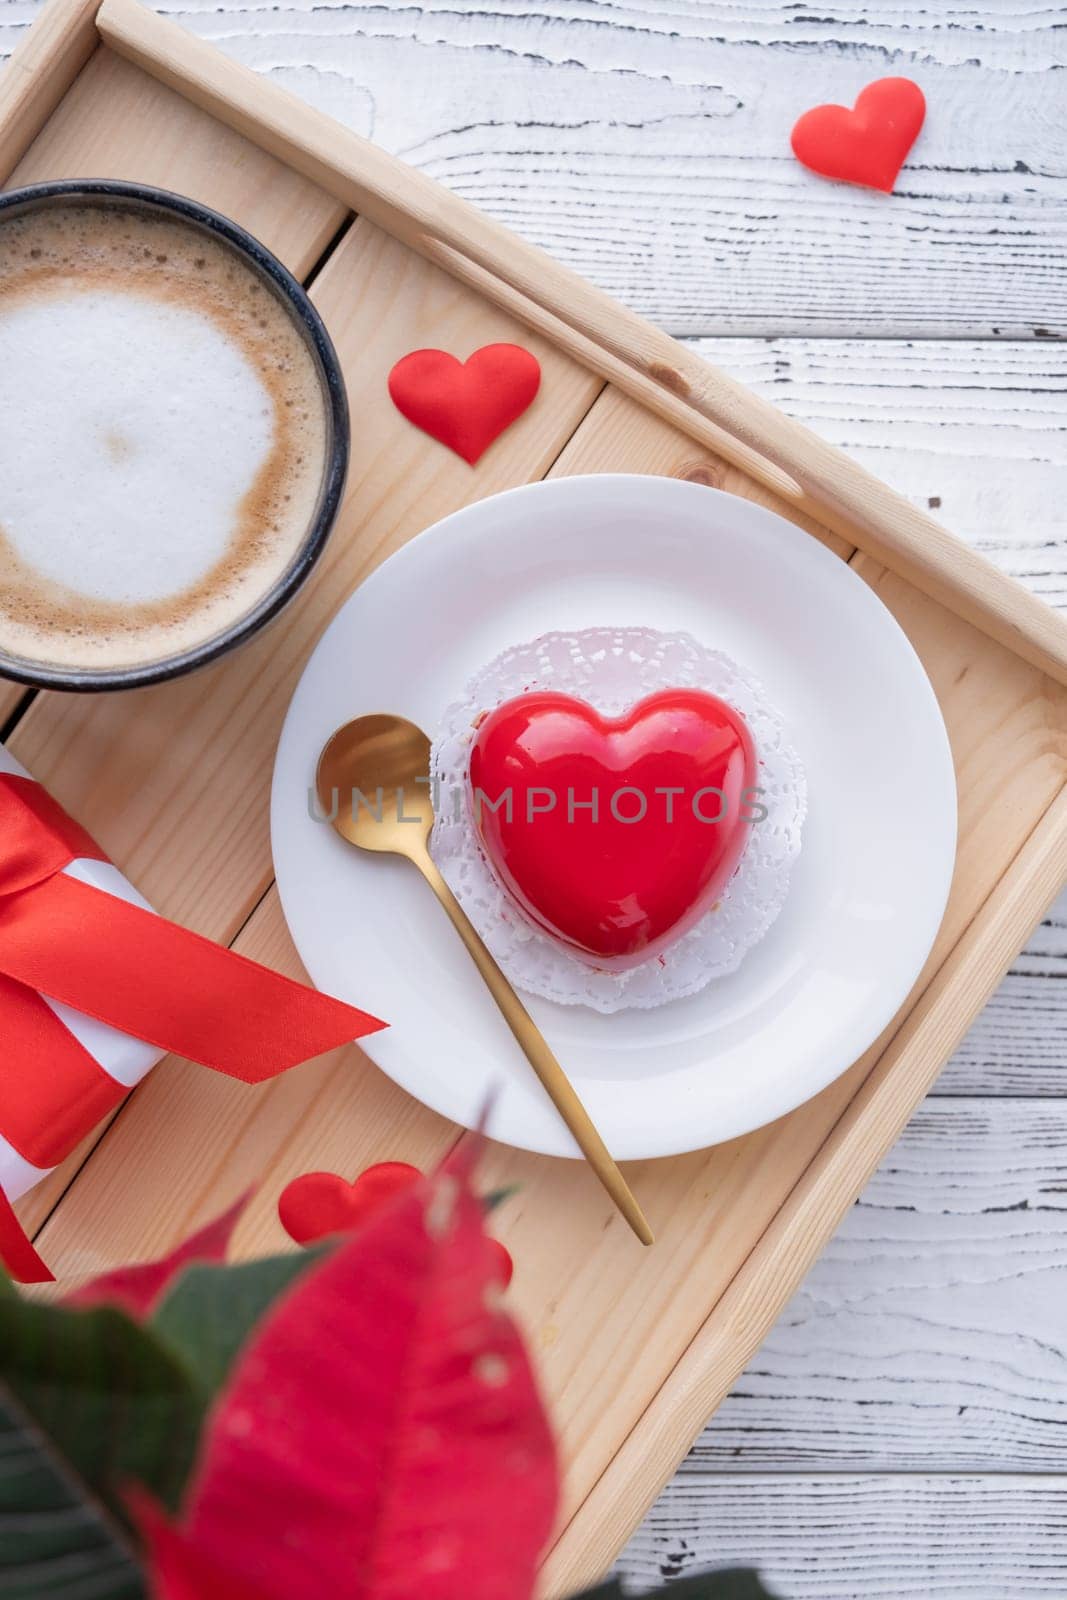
left=0, top=180, right=349, bottom=691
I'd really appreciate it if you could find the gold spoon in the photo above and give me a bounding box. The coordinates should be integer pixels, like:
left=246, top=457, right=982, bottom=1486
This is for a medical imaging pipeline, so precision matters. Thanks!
left=317, top=713, right=654, bottom=1246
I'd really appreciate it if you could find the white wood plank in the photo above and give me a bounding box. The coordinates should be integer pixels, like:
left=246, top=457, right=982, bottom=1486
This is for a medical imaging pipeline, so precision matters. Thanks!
left=938, top=893, right=1067, bottom=1097
left=684, top=336, right=1067, bottom=608
left=618, top=1476, right=1067, bottom=1598
left=683, top=1100, right=1067, bottom=1473
left=3, top=0, right=1060, bottom=337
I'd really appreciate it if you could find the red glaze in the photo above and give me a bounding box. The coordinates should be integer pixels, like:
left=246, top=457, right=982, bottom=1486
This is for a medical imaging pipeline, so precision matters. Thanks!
left=468, top=689, right=758, bottom=969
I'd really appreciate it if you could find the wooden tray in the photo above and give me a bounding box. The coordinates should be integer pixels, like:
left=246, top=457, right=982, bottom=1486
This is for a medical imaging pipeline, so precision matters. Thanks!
left=3, top=2, right=1066, bottom=1590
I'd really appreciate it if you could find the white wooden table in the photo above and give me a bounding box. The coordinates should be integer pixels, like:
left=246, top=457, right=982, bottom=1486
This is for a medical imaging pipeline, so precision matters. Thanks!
left=2, top=2, right=1064, bottom=1594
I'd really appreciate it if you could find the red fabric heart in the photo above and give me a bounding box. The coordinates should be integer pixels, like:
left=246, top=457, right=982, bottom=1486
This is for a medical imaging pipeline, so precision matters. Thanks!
left=468, top=689, right=758, bottom=969
left=278, top=1162, right=420, bottom=1245
left=388, top=343, right=541, bottom=464
left=278, top=1161, right=515, bottom=1285
left=790, top=77, right=925, bottom=192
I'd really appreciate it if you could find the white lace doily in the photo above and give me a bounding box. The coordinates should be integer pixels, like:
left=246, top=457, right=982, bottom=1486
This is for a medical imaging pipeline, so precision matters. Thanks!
left=429, top=628, right=806, bottom=1013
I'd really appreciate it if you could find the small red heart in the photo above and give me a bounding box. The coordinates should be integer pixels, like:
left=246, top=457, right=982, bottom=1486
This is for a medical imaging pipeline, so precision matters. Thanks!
left=469, top=689, right=758, bottom=969
left=791, top=77, right=925, bottom=193
left=278, top=1162, right=420, bottom=1245
left=278, top=1162, right=515, bottom=1285
left=388, top=343, right=541, bottom=464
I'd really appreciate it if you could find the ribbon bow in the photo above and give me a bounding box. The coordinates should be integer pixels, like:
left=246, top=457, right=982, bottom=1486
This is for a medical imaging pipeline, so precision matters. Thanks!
left=0, top=773, right=385, bottom=1282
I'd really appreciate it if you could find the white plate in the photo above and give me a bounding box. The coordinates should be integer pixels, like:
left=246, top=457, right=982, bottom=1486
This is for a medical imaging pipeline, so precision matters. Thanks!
left=272, top=475, right=956, bottom=1159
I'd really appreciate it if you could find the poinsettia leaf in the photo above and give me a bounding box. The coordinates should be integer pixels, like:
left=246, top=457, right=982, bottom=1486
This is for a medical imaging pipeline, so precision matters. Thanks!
left=0, top=1383, right=146, bottom=1598
left=0, top=1294, right=203, bottom=1524
left=139, top=1158, right=559, bottom=1600
left=65, top=1194, right=250, bottom=1320
left=129, top=1489, right=263, bottom=1600
left=153, top=1245, right=331, bottom=1395
left=575, top=1570, right=779, bottom=1599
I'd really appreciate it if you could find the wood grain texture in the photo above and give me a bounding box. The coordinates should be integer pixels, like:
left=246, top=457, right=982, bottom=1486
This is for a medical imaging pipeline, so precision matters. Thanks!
left=8, top=44, right=347, bottom=262
left=4, top=0, right=1060, bottom=338
left=618, top=1476, right=1067, bottom=1597
left=939, top=894, right=1067, bottom=1096
left=686, top=1099, right=1067, bottom=1473
left=0, top=0, right=98, bottom=182
left=687, top=338, right=1067, bottom=611
left=0, top=678, right=25, bottom=724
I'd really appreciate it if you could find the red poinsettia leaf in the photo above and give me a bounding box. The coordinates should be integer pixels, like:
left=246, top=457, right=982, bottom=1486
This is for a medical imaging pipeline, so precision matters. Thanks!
left=131, top=1488, right=266, bottom=1600
left=487, top=1237, right=514, bottom=1288
left=143, top=1157, right=556, bottom=1600
left=65, top=1193, right=249, bottom=1320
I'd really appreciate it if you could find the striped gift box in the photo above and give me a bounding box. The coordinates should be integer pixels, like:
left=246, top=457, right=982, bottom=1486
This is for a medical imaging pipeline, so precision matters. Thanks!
left=0, top=743, right=163, bottom=1203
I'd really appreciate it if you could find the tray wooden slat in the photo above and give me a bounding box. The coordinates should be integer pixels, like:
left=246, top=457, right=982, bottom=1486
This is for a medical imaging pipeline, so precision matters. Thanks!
left=2, top=4, right=1066, bottom=1595
left=0, top=678, right=22, bottom=726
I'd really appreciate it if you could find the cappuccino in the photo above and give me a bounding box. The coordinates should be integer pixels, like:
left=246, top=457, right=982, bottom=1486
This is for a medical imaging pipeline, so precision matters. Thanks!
left=0, top=197, right=331, bottom=674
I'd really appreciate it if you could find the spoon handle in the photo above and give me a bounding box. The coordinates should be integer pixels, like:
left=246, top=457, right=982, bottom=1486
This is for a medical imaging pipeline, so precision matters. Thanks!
left=414, top=847, right=654, bottom=1246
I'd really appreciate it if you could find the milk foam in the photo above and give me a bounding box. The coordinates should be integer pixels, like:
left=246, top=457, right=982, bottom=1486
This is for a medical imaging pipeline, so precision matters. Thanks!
left=1, top=289, right=275, bottom=602
left=0, top=201, right=329, bottom=671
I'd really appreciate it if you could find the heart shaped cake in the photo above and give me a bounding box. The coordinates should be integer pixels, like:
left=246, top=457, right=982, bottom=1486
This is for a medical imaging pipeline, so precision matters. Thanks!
left=468, top=688, right=758, bottom=969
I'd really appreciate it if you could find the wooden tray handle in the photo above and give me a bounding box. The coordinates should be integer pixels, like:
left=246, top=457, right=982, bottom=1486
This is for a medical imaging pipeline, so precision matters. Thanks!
left=91, top=0, right=1067, bottom=689
left=0, top=0, right=103, bottom=184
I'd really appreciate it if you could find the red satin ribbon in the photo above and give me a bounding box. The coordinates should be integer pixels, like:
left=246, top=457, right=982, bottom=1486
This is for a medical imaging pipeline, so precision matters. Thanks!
left=0, top=772, right=386, bottom=1284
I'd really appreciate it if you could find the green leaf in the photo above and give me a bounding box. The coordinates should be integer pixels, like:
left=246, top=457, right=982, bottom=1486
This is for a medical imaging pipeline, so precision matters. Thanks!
left=0, top=1243, right=330, bottom=1561
left=0, top=1245, right=331, bottom=1593
left=152, top=1246, right=330, bottom=1395
left=574, top=1569, right=779, bottom=1599
left=0, top=1294, right=202, bottom=1524
left=0, top=1383, right=146, bottom=1598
